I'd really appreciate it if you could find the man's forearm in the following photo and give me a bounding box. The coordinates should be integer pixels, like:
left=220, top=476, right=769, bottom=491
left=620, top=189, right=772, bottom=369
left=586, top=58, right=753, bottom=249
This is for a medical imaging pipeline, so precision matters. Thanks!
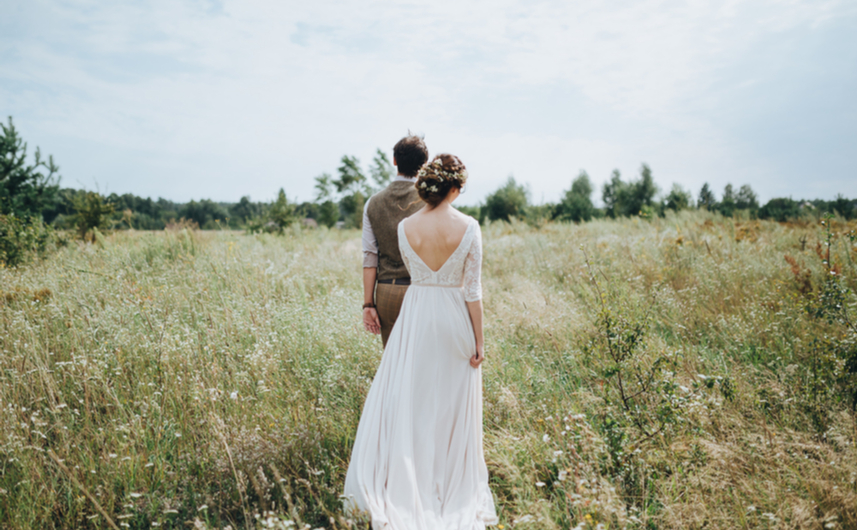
left=363, top=267, right=377, bottom=306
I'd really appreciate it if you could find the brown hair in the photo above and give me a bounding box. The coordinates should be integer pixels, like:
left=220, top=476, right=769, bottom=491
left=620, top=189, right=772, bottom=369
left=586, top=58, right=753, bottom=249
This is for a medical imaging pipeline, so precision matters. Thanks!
left=415, top=154, right=467, bottom=208
left=392, top=134, right=429, bottom=177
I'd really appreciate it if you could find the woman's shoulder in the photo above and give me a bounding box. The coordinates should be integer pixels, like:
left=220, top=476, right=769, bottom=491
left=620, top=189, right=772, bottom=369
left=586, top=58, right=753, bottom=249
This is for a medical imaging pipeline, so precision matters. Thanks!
left=449, top=208, right=479, bottom=226
left=460, top=213, right=480, bottom=232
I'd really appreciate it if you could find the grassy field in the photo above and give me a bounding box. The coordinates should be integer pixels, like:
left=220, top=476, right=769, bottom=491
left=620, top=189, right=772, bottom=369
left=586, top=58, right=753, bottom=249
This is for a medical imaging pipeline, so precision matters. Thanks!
left=0, top=211, right=855, bottom=530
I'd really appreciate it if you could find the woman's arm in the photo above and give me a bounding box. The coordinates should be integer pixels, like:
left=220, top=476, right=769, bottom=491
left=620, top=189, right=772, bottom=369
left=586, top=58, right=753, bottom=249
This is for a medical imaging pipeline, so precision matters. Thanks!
left=463, top=221, right=484, bottom=368
left=466, top=300, right=484, bottom=368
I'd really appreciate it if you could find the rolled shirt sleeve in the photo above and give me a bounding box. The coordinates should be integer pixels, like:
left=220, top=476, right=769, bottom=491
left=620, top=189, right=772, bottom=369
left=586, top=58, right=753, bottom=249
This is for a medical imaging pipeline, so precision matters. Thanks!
left=362, top=197, right=378, bottom=268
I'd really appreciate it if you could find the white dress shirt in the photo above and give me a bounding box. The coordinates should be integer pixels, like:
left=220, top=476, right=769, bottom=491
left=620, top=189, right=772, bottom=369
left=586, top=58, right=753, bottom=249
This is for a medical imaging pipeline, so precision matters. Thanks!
left=362, top=175, right=418, bottom=268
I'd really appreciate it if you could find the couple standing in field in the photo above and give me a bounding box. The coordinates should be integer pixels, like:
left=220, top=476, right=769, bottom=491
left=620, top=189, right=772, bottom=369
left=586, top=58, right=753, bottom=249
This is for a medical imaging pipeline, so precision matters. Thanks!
left=342, top=134, right=498, bottom=529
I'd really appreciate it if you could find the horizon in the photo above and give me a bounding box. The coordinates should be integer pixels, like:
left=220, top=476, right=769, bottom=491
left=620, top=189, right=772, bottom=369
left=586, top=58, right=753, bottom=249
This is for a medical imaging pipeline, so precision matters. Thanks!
left=44, top=172, right=858, bottom=209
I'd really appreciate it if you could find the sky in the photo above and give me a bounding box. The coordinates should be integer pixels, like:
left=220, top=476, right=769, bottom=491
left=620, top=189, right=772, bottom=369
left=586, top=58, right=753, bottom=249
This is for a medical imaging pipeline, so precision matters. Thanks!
left=1, top=0, right=855, bottom=207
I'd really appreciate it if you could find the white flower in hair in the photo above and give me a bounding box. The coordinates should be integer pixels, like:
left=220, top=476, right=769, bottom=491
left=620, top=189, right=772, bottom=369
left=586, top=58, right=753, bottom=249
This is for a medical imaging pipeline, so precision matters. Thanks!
left=429, top=185, right=438, bottom=192
left=419, top=181, right=427, bottom=188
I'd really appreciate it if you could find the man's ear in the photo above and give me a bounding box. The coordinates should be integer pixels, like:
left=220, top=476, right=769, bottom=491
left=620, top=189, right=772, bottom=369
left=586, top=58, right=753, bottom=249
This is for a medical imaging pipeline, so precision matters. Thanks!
left=393, top=156, right=397, bottom=167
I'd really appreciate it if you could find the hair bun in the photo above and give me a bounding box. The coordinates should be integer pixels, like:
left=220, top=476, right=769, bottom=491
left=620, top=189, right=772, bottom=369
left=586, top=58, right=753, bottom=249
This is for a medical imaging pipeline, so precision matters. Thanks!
left=415, top=154, right=467, bottom=208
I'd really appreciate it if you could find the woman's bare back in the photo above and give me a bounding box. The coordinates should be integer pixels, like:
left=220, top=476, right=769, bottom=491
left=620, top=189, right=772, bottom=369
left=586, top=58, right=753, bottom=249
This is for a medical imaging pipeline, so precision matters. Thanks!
left=402, top=206, right=470, bottom=272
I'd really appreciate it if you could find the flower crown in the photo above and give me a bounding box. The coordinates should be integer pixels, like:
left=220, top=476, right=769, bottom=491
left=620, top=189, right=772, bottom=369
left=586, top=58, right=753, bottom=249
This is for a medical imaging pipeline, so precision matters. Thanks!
left=416, top=159, right=468, bottom=192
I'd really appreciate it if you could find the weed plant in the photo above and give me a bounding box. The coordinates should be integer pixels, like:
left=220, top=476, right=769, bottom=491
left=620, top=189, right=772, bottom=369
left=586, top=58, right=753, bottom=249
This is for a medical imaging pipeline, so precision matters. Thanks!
left=0, top=211, right=855, bottom=529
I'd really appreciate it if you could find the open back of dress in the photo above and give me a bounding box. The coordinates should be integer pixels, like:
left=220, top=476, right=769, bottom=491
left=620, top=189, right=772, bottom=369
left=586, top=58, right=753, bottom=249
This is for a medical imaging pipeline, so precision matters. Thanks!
left=343, top=216, right=497, bottom=530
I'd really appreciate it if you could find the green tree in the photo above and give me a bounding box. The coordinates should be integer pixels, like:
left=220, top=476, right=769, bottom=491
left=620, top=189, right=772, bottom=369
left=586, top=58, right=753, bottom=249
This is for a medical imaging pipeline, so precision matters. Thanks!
left=602, top=165, right=658, bottom=218
left=339, top=191, right=365, bottom=229
left=179, top=199, right=228, bottom=229
left=370, top=149, right=394, bottom=189
left=556, top=170, right=595, bottom=222
left=759, top=197, right=800, bottom=222
left=334, top=156, right=368, bottom=195
left=0, top=117, right=60, bottom=219
left=697, top=183, right=716, bottom=210
left=229, top=196, right=262, bottom=226
left=335, top=156, right=369, bottom=228
left=719, top=184, right=736, bottom=217
left=317, top=200, right=339, bottom=228
left=626, top=163, right=658, bottom=216
left=663, top=184, right=692, bottom=212
left=268, top=188, right=296, bottom=233
left=735, top=184, right=759, bottom=211
left=73, top=191, right=114, bottom=240
left=602, top=169, right=626, bottom=218
left=485, top=176, right=529, bottom=222
left=314, top=173, right=334, bottom=202
left=828, top=194, right=856, bottom=219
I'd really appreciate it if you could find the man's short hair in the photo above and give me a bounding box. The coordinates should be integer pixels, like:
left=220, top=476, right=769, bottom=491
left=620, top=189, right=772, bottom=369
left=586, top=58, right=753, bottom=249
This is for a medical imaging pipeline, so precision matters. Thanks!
left=392, top=135, right=429, bottom=177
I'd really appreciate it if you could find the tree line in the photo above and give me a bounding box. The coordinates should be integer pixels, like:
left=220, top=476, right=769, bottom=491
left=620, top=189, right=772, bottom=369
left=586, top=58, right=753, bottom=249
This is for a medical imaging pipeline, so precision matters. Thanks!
left=475, top=164, right=855, bottom=224
left=33, top=149, right=399, bottom=233
left=2, top=116, right=855, bottom=265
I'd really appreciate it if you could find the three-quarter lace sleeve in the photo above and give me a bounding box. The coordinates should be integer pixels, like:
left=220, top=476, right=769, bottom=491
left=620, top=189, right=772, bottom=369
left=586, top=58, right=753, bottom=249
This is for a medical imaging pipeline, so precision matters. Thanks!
left=462, top=222, right=483, bottom=302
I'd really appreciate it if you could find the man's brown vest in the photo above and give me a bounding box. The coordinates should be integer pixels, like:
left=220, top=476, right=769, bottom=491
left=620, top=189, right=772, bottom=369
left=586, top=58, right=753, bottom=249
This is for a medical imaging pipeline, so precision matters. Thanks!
left=366, top=180, right=423, bottom=281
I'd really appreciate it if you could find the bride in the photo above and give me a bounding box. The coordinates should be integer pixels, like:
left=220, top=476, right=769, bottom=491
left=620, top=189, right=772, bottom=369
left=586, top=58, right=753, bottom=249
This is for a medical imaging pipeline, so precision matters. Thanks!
left=343, top=154, right=498, bottom=529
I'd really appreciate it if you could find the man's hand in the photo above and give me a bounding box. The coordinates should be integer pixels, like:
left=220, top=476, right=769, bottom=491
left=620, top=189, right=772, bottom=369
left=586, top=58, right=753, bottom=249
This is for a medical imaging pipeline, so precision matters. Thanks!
left=363, top=307, right=381, bottom=335
left=470, top=343, right=485, bottom=368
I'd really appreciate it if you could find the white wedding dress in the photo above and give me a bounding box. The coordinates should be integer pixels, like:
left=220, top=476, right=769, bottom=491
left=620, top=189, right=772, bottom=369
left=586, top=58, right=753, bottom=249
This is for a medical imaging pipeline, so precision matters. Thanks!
left=343, top=216, right=498, bottom=530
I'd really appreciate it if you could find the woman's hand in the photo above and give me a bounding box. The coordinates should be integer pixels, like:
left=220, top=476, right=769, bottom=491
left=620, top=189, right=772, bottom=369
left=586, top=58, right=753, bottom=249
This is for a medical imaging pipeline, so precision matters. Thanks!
left=362, top=307, right=381, bottom=335
left=470, top=343, right=485, bottom=368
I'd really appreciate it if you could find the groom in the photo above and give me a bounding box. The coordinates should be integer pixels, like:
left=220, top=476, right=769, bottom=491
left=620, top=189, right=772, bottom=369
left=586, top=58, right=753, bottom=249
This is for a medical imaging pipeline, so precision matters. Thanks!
left=361, top=134, right=428, bottom=346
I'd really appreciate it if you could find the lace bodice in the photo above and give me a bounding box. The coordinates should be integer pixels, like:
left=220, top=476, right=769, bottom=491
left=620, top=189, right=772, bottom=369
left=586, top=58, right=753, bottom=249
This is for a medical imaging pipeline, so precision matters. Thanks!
left=398, top=217, right=483, bottom=302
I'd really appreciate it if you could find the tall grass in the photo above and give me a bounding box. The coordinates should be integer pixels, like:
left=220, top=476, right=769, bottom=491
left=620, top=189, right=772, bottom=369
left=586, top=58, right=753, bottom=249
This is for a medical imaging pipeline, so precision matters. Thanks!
left=0, top=211, right=855, bottom=529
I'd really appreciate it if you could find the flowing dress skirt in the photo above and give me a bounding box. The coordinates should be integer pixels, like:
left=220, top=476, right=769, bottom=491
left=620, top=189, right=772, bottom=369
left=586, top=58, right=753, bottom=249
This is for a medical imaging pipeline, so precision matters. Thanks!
left=343, top=284, right=498, bottom=530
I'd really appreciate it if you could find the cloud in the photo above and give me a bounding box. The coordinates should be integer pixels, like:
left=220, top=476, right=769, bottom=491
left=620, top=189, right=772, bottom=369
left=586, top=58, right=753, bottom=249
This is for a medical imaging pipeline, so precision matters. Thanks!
left=0, top=0, right=854, bottom=204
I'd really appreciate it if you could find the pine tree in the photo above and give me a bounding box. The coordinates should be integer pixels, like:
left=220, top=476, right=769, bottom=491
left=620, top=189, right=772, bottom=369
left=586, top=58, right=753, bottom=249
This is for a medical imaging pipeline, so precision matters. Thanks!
left=0, top=117, right=60, bottom=218
left=269, top=188, right=295, bottom=234
left=697, top=183, right=716, bottom=210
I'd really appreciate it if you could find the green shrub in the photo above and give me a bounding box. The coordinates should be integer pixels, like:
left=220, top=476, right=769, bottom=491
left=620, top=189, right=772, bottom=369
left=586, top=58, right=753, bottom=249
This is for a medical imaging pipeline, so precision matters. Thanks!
left=72, top=191, right=114, bottom=240
left=485, top=176, right=528, bottom=222
left=0, top=214, right=59, bottom=267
